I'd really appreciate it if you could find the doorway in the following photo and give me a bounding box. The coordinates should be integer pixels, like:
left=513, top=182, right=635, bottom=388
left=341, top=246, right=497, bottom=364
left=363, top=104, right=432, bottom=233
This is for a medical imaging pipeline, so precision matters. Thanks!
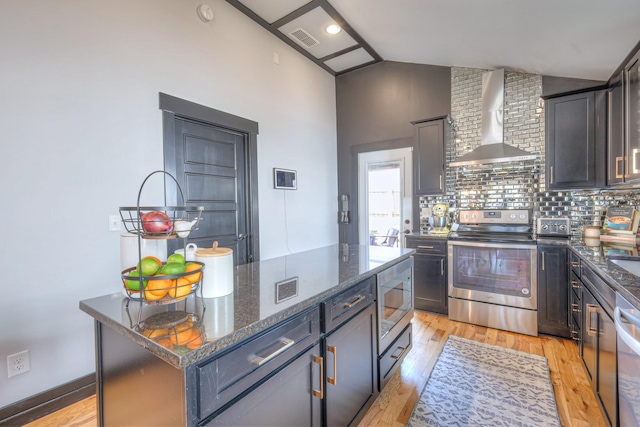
left=160, top=93, right=259, bottom=265
left=358, top=148, right=413, bottom=248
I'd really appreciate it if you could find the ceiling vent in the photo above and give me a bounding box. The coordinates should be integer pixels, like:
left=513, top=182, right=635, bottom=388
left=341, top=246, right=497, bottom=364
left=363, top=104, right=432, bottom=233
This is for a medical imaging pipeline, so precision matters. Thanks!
left=289, top=28, right=320, bottom=49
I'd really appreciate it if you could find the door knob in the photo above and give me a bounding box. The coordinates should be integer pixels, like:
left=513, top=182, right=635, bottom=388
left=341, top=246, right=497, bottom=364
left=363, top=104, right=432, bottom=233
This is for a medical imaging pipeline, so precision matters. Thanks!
left=237, top=233, right=246, bottom=240
left=404, top=219, right=410, bottom=224
left=404, top=229, right=411, bottom=234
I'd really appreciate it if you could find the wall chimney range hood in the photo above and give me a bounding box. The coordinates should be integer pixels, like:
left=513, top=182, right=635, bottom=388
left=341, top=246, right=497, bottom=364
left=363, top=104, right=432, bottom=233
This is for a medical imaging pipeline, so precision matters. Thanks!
left=450, top=69, right=537, bottom=167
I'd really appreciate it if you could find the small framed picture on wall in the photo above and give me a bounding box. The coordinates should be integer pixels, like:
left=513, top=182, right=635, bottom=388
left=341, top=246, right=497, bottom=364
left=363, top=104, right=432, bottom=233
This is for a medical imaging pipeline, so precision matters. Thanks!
left=274, top=168, right=297, bottom=190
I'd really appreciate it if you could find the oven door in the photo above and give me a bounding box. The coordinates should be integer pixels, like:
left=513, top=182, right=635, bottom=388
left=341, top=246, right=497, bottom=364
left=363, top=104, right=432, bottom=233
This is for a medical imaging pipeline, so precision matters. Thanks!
left=448, top=240, right=537, bottom=310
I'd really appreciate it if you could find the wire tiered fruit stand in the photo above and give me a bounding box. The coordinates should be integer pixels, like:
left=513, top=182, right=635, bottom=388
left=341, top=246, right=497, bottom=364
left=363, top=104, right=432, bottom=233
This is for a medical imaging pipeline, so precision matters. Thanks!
left=119, top=171, right=207, bottom=349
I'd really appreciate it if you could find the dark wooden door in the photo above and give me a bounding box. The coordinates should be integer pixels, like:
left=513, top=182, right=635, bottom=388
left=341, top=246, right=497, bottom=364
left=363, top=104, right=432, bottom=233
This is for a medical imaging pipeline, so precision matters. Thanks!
left=608, top=71, right=625, bottom=185
left=414, top=119, right=445, bottom=195
left=324, top=303, right=377, bottom=427
left=537, top=245, right=569, bottom=337
left=413, top=254, right=447, bottom=314
left=545, top=91, right=606, bottom=189
left=626, top=55, right=640, bottom=181
left=167, top=118, right=249, bottom=265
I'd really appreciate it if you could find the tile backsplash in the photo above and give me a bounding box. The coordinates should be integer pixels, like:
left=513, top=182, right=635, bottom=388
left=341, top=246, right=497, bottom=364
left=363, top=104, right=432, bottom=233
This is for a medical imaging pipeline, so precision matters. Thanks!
left=419, top=66, right=640, bottom=235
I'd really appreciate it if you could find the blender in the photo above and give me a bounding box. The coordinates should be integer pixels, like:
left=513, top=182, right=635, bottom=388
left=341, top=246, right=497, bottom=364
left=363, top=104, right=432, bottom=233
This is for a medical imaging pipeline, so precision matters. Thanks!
left=431, top=203, right=450, bottom=234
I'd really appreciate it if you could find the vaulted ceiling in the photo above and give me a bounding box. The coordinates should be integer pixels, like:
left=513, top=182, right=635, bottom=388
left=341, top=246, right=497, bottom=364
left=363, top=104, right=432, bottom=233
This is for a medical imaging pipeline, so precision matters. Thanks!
left=226, top=0, right=640, bottom=81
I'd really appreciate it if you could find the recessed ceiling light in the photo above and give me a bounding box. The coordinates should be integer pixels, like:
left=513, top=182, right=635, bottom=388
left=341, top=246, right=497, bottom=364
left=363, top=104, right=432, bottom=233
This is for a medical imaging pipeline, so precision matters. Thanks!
left=325, top=24, right=341, bottom=35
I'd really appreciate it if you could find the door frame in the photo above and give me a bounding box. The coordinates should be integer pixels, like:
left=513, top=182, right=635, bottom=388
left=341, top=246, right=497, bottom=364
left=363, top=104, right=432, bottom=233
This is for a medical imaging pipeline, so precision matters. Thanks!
left=357, top=148, right=413, bottom=248
left=159, top=93, right=260, bottom=262
left=347, top=138, right=418, bottom=245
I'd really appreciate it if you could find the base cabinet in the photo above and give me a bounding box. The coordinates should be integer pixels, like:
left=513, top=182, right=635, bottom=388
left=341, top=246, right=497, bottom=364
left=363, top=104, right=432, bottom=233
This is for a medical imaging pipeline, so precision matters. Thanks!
left=537, top=245, right=570, bottom=337
left=575, top=260, right=617, bottom=427
left=204, top=344, right=322, bottom=426
left=405, top=237, right=447, bottom=314
left=324, top=303, right=378, bottom=427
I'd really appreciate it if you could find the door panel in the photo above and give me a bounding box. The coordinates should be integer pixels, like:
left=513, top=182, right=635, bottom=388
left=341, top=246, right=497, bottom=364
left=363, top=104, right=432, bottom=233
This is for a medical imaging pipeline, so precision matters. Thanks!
left=169, top=118, right=248, bottom=265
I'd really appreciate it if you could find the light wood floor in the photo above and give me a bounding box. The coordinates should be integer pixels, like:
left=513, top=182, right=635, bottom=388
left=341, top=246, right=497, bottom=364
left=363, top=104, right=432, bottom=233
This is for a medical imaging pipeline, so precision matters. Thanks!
left=25, top=311, right=605, bottom=427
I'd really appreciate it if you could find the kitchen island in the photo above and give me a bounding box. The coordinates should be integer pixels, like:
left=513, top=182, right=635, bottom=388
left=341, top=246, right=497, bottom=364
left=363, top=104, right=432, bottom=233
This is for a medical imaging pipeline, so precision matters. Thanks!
left=80, top=244, right=413, bottom=426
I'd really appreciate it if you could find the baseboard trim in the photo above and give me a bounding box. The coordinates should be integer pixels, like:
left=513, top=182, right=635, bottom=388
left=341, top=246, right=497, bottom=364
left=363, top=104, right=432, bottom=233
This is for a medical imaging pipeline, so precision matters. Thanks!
left=0, top=373, right=95, bottom=426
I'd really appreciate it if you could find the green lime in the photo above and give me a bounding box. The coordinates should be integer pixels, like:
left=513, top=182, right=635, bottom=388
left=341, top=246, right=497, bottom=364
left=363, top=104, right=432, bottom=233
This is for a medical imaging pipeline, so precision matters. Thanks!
left=167, top=253, right=186, bottom=265
left=161, top=262, right=187, bottom=275
left=125, top=270, right=148, bottom=291
left=138, top=257, right=160, bottom=276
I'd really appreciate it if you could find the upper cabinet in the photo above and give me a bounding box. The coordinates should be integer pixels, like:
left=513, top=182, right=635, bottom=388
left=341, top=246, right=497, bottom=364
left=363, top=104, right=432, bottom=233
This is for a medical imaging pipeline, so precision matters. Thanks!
left=545, top=90, right=607, bottom=189
left=413, top=117, right=449, bottom=195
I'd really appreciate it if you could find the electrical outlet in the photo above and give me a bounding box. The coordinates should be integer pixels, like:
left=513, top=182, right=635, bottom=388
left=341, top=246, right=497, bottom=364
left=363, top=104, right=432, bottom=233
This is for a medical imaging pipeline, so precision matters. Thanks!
left=109, top=215, right=121, bottom=232
left=7, top=350, right=30, bottom=378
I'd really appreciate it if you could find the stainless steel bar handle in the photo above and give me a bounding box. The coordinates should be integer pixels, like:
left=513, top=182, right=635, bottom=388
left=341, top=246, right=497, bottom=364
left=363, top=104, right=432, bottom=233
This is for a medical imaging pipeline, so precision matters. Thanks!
left=633, top=149, right=640, bottom=174
left=418, top=245, right=434, bottom=249
left=250, top=338, right=294, bottom=366
left=343, top=295, right=365, bottom=309
left=616, top=156, right=624, bottom=179
left=571, top=261, right=580, bottom=268
left=327, top=345, right=337, bottom=385
left=541, top=252, right=545, bottom=271
left=586, top=304, right=598, bottom=337
left=571, top=303, right=580, bottom=313
left=571, top=280, right=580, bottom=289
left=571, top=330, right=580, bottom=341
left=440, top=259, right=445, bottom=275
left=615, top=307, right=640, bottom=355
left=312, top=356, right=323, bottom=399
left=550, top=166, right=554, bottom=184
left=390, top=346, right=407, bottom=360
left=439, top=174, right=442, bottom=190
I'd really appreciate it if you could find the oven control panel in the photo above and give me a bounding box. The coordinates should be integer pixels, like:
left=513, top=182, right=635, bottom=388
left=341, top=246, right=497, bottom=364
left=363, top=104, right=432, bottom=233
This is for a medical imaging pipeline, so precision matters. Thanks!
left=537, top=217, right=571, bottom=236
left=458, top=209, right=530, bottom=225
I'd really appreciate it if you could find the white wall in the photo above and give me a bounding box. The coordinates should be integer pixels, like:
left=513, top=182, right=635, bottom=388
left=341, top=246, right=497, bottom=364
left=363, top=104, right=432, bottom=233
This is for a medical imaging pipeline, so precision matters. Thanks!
left=0, top=0, right=338, bottom=408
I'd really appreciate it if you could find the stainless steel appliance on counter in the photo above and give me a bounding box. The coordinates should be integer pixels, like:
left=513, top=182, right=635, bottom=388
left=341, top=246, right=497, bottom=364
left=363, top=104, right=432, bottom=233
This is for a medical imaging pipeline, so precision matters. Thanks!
left=615, top=292, right=640, bottom=427
left=448, top=209, right=538, bottom=336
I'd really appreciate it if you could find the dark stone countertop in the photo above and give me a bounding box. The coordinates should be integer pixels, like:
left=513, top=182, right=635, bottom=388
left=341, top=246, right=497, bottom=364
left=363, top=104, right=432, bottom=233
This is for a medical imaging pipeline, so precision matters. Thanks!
left=539, top=237, right=640, bottom=310
left=80, top=244, right=413, bottom=369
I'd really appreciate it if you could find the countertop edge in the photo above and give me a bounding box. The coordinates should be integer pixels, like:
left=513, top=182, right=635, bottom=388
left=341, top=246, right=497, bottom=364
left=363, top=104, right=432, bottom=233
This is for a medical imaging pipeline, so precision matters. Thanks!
left=80, top=251, right=414, bottom=369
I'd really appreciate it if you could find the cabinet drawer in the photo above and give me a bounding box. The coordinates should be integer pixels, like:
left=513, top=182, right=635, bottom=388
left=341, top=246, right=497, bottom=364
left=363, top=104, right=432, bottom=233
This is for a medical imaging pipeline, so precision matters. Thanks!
left=323, top=276, right=375, bottom=333
left=570, top=271, right=581, bottom=302
left=569, top=251, right=581, bottom=277
left=379, top=323, right=412, bottom=390
left=197, top=307, right=320, bottom=420
left=580, top=265, right=615, bottom=317
left=570, top=282, right=582, bottom=327
left=405, top=238, right=446, bottom=255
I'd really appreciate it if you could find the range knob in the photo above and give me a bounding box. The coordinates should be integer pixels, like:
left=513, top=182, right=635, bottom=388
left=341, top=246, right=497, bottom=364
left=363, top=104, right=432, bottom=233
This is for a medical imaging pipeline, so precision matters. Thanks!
left=542, top=224, right=549, bottom=230
left=509, top=213, right=517, bottom=220
left=519, top=213, right=527, bottom=220
left=560, top=224, right=567, bottom=230
left=461, top=213, right=468, bottom=220
left=470, top=213, right=477, bottom=219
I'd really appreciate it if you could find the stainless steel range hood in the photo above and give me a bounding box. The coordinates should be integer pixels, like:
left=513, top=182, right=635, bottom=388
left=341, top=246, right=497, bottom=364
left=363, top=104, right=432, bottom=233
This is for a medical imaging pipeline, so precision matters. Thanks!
left=450, top=69, right=537, bottom=167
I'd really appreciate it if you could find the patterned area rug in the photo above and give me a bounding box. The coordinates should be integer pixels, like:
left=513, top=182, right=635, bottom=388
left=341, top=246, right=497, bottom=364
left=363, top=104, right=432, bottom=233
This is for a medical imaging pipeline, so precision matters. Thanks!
left=408, top=335, right=561, bottom=427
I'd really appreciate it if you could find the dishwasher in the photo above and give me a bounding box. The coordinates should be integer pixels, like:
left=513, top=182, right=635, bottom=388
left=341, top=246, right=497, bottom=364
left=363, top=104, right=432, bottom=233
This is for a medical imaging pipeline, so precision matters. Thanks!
left=615, top=292, right=640, bottom=427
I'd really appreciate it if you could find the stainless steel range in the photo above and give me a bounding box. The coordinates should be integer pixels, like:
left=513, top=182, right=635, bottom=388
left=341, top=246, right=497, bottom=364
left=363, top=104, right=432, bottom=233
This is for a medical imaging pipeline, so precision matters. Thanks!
left=448, top=209, right=538, bottom=336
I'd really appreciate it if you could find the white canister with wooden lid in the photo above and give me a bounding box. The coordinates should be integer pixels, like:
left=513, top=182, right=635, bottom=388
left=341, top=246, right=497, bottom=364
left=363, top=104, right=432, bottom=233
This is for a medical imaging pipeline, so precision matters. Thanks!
left=196, top=243, right=234, bottom=298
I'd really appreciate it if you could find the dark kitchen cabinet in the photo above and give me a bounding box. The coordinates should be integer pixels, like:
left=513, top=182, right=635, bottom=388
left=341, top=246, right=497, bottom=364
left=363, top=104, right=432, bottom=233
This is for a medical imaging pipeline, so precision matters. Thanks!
left=607, top=71, right=625, bottom=185
left=609, top=50, right=640, bottom=185
left=413, top=117, right=449, bottom=195
left=204, top=344, right=322, bottom=426
left=323, top=302, right=378, bottom=427
left=578, top=262, right=617, bottom=427
left=569, top=270, right=582, bottom=353
left=405, top=237, right=447, bottom=314
left=537, top=245, right=570, bottom=338
left=545, top=90, right=607, bottom=189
